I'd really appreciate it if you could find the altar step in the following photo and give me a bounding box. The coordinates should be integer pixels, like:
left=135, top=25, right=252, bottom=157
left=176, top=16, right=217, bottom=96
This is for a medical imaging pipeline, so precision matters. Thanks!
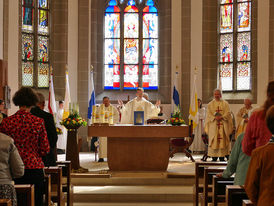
left=73, top=203, right=193, bottom=206
left=73, top=185, right=193, bottom=203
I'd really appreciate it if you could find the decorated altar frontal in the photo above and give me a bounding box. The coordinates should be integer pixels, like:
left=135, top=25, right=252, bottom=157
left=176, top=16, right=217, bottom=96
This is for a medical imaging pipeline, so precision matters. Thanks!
left=88, top=124, right=192, bottom=171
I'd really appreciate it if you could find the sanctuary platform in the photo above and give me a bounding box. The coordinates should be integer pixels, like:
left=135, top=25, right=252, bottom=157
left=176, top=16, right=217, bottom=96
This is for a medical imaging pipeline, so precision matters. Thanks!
left=58, top=152, right=204, bottom=205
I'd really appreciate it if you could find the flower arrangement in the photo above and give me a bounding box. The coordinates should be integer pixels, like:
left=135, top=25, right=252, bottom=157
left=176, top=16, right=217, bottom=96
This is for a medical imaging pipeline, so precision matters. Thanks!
left=167, top=111, right=185, bottom=126
left=56, top=127, right=63, bottom=135
left=60, top=111, right=87, bottom=129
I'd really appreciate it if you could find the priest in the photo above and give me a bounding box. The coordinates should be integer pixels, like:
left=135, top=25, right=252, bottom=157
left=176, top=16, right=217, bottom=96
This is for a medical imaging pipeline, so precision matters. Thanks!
left=235, top=98, right=253, bottom=139
left=205, top=89, right=233, bottom=161
left=118, top=88, right=161, bottom=124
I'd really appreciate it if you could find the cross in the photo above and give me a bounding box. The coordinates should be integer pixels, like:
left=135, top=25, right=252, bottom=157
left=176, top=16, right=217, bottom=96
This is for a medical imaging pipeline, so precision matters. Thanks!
left=215, top=106, right=222, bottom=114
left=215, top=106, right=223, bottom=140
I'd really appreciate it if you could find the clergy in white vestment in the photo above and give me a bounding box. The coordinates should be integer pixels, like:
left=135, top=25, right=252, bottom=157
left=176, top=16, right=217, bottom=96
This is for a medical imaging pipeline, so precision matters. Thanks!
left=56, top=101, right=67, bottom=153
left=205, top=89, right=233, bottom=161
left=118, top=88, right=161, bottom=124
left=97, top=96, right=119, bottom=162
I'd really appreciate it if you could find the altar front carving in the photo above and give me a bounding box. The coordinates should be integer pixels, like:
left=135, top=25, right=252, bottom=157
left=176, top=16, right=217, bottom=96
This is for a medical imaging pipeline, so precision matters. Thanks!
left=88, top=124, right=191, bottom=171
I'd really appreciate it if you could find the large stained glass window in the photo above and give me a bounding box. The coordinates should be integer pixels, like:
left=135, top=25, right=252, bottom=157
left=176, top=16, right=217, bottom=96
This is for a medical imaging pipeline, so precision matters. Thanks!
left=104, top=0, right=159, bottom=90
left=218, top=0, right=252, bottom=91
left=21, top=0, right=50, bottom=88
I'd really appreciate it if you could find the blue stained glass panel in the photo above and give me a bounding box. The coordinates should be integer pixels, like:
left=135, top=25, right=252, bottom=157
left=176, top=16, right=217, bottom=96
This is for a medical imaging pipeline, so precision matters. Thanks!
left=143, top=13, right=158, bottom=38
left=237, top=32, right=250, bottom=61
left=38, top=63, right=49, bottom=87
left=124, top=13, right=139, bottom=38
left=22, top=34, right=34, bottom=61
left=109, top=0, right=117, bottom=6
left=105, top=39, right=120, bottom=64
left=124, top=65, right=139, bottom=89
left=104, top=65, right=120, bottom=90
left=22, top=7, right=34, bottom=32
left=38, top=36, right=49, bottom=62
left=105, top=13, right=120, bottom=38
left=219, top=63, right=233, bottom=91
left=22, top=62, right=34, bottom=87
left=142, top=64, right=158, bottom=90
left=38, top=9, right=48, bottom=34
left=237, top=2, right=251, bottom=32
left=220, top=34, right=233, bottom=63
left=143, top=39, right=158, bottom=64
left=38, top=0, right=48, bottom=8
left=124, top=39, right=138, bottom=64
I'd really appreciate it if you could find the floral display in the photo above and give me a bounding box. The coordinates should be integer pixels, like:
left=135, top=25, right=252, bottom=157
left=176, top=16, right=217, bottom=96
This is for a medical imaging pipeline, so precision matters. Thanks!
left=167, top=111, right=185, bottom=126
left=56, top=127, right=63, bottom=135
left=60, top=111, right=87, bottom=129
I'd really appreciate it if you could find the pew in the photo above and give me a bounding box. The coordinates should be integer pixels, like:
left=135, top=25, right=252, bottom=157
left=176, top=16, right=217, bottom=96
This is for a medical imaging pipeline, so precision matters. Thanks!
left=56, top=161, right=73, bottom=206
left=212, top=175, right=234, bottom=206
left=194, top=161, right=227, bottom=206
left=15, top=184, right=35, bottom=206
left=0, top=199, right=12, bottom=206
left=200, top=166, right=227, bottom=206
left=44, top=174, right=51, bottom=206
left=242, top=199, right=254, bottom=206
left=226, top=185, right=248, bottom=206
left=44, top=167, right=64, bottom=206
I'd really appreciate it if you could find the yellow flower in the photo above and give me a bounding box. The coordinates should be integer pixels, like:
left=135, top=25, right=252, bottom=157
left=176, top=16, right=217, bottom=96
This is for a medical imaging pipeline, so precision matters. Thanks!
left=72, top=120, right=76, bottom=124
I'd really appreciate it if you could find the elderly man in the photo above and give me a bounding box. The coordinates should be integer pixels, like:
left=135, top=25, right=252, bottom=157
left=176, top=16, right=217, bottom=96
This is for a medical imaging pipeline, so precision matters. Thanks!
left=205, top=89, right=233, bottom=161
left=235, top=98, right=253, bottom=139
left=118, top=88, right=161, bottom=124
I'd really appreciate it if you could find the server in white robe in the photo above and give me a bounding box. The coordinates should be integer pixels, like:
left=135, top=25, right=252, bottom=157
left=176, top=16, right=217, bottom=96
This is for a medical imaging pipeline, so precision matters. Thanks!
left=118, top=88, right=161, bottom=124
left=98, top=97, right=119, bottom=162
left=56, top=101, right=67, bottom=153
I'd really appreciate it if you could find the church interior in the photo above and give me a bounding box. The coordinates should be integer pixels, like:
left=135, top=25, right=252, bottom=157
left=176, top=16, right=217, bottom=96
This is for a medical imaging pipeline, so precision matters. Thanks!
left=0, top=0, right=274, bottom=205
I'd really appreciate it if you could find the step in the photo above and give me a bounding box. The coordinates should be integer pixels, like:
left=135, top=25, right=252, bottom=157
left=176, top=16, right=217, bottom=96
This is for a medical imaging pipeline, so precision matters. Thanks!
left=73, top=203, right=194, bottom=206
left=73, top=185, right=193, bottom=203
left=72, top=173, right=195, bottom=186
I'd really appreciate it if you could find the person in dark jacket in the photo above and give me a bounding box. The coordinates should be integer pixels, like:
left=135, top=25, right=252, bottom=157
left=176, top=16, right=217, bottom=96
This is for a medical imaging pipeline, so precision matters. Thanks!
left=31, top=92, right=58, bottom=166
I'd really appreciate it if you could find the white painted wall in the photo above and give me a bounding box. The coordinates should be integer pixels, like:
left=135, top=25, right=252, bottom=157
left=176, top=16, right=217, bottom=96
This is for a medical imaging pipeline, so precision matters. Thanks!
left=0, top=0, right=3, bottom=60
left=8, top=0, right=19, bottom=115
left=68, top=0, right=78, bottom=102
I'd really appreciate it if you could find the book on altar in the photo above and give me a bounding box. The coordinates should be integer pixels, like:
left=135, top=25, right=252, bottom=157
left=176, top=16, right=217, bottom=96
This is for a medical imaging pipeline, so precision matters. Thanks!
left=134, top=111, right=144, bottom=125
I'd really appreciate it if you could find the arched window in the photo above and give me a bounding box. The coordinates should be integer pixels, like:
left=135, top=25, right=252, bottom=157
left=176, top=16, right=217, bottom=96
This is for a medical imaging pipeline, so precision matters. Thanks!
left=104, top=0, right=158, bottom=90
left=21, top=0, right=50, bottom=88
left=218, top=0, right=252, bottom=91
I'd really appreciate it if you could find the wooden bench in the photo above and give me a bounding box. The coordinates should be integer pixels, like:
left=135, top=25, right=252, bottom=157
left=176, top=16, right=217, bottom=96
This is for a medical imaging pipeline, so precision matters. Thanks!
left=226, top=185, right=248, bottom=206
left=0, top=199, right=12, bottom=206
left=44, top=166, right=64, bottom=206
left=44, top=174, right=51, bottom=206
left=242, top=199, right=254, bottom=206
left=56, top=161, right=73, bottom=206
left=212, top=175, right=234, bottom=206
left=15, top=184, right=35, bottom=206
left=194, top=161, right=227, bottom=206
left=200, top=166, right=227, bottom=206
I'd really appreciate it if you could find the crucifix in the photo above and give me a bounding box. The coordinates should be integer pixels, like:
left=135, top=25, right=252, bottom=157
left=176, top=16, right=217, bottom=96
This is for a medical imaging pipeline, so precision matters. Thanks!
left=215, top=106, right=223, bottom=140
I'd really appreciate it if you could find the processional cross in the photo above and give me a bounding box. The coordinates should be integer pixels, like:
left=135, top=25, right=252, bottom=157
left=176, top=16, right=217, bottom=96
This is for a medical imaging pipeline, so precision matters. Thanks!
left=215, top=106, right=223, bottom=140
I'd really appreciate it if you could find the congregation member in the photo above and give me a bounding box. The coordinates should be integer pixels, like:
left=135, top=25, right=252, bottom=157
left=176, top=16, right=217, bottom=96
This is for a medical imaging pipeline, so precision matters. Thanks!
left=242, top=81, right=274, bottom=156
left=205, top=88, right=233, bottom=161
left=235, top=98, right=253, bottom=139
left=190, top=98, right=206, bottom=153
left=31, top=92, right=58, bottom=166
left=97, top=96, right=119, bottom=162
left=244, top=105, right=274, bottom=206
left=56, top=100, right=67, bottom=154
left=0, top=87, right=50, bottom=206
left=0, top=132, right=24, bottom=206
left=118, top=87, right=161, bottom=124
left=216, top=133, right=250, bottom=185
left=0, top=99, right=7, bottom=123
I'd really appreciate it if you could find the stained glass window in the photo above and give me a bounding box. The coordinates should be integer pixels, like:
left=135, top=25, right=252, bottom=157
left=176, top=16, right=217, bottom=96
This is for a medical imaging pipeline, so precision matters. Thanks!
left=21, top=0, right=50, bottom=88
left=218, top=0, right=252, bottom=91
left=104, top=0, right=159, bottom=90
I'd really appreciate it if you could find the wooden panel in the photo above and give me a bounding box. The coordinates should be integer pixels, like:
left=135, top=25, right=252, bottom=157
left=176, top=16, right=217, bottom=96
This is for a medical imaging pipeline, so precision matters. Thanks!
left=0, top=59, right=8, bottom=99
left=88, top=124, right=190, bottom=138
left=108, top=137, right=169, bottom=171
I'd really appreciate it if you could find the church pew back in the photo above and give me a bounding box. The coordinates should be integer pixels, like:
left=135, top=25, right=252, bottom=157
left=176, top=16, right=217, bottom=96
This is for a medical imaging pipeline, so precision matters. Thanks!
left=44, top=174, right=51, bottom=206
left=15, top=184, right=35, bottom=206
left=226, top=185, right=248, bottom=206
left=0, top=199, right=12, bottom=206
left=194, top=162, right=227, bottom=206
left=56, top=161, right=73, bottom=206
left=242, top=199, right=254, bottom=206
left=212, top=175, right=234, bottom=206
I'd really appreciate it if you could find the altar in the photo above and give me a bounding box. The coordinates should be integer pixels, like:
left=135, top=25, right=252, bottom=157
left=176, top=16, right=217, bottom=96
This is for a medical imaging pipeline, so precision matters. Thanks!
left=88, top=124, right=191, bottom=171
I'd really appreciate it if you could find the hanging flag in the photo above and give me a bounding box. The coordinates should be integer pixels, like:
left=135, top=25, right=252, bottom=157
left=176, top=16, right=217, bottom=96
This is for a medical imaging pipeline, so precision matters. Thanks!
left=189, top=71, right=198, bottom=129
left=88, top=65, right=96, bottom=124
left=172, top=69, right=180, bottom=113
left=48, top=67, right=57, bottom=115
left=63, top=70, right=71, bottom=119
